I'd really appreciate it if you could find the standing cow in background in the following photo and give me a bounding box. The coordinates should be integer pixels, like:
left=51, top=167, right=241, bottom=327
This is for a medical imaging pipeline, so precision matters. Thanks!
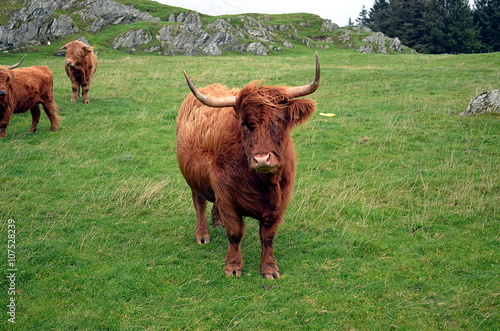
left=177, top=53, right=320, bottom=278
left=0, top=56, right=60, bottom=138
left=61, top=40, right=98, bottom=104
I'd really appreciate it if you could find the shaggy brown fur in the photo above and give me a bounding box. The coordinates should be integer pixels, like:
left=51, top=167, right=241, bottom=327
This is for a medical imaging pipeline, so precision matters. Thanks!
left=177, top=82, right=316, bottom=278
left=62, top=40, right=98, bottom=104
left=0, top=65, right=60, bottom=138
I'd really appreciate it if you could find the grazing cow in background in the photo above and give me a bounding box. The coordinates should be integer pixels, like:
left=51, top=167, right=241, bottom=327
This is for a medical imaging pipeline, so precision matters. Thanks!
left=61, top=40, right=98, bottom=104
left=177, top=53, right=320, bottom=278
left=0, top=56, right=60, bottom=139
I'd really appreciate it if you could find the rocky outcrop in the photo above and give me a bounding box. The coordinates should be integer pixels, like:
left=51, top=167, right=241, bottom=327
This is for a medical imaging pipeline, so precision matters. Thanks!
left=141, top=13, right=299, bottom=56
left=308, top=26, right=408, bottom=54
left=460, top=90, right=500, bottom=116
left=0, top=0, right=159, bottom=51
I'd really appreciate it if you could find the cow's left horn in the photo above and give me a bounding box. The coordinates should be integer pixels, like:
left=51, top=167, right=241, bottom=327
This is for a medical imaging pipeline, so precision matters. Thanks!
left=287, top=52, right=321, bottom=99
left=183, top=71, right=237, bottom=108
left=6, top=55, right=26, bottom=70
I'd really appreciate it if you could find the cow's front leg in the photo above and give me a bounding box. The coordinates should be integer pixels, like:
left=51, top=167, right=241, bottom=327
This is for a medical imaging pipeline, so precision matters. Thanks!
left=70, top=82, right=80, bottom=101
left=259, top=221, right=280, bottom=279
left=82, top=83, right=91, bottom=104
left=0, top=110, right=12, bottom=138
left=192, top=192, right=210, bottom=244
left=223, top=211, right=244, bottom=276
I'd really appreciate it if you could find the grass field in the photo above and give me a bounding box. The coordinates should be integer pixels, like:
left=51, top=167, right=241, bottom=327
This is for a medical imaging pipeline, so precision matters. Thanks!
left=1, top=47, right=499, bottom=329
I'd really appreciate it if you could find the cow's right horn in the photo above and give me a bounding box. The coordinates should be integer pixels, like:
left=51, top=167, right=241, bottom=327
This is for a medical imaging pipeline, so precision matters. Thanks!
left=183, top=71, right=237, bottom=108
left=6, top=55, right=26, bottom=70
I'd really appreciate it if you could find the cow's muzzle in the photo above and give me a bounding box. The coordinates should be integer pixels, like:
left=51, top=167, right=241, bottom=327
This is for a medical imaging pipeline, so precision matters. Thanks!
left=66, top=61, right=74, bottom=67
left=0, top=90, right=6, bottom=96
left=251, top=153, right=279, bottom=173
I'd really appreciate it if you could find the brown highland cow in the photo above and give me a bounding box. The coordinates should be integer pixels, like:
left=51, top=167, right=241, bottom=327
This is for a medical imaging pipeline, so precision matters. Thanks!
left=177, top=53, right=321, bottom=278
left=0, top=56, right=60, bottom=138
left=61, top=40, right=98, bottom=104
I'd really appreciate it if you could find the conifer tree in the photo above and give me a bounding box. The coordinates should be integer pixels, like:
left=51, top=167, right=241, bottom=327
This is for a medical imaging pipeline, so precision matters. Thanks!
left=473, top=0, right=500, bottom=51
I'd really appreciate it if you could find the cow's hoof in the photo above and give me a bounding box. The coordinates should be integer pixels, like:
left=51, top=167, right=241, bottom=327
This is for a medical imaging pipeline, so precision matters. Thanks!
left=262, top=271, right=280, bottom=279
left=225, top=265, right=242, bottom=277
left=212, top=222, right=224, bottom=228
left=196, top=237, right=210, bottom=244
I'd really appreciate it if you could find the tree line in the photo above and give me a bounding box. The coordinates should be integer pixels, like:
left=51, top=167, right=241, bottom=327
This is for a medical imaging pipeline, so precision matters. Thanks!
left=354, top=0, right=499, bottom=54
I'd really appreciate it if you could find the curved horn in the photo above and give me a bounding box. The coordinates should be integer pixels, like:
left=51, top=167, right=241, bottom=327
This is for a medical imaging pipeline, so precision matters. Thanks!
left=6, top=55, right=26, bottom=70
left=183, top=71, right=237, bottom=108
left=287, top=52, right=321, bottom=99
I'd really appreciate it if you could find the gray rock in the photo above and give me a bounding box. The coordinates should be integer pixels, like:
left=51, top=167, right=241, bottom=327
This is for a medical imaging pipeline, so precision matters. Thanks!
left=156, top=21, right=220, bottom=56
left=363, top=32, right=386, bottom=45
left=460, top=90, right=500, bottom=116
left=389, top=37, right=403, bottom=52
left=357, top=45, right=374, bottom=54
left=47, top=14, right=79, bottom=37
left=245, top=42, right=269, bottom=56
left=76, top=0, right=159, bottom=31
left=321, top=19, right=339, bottom=32
left=113, top=29, right=152, bottom=49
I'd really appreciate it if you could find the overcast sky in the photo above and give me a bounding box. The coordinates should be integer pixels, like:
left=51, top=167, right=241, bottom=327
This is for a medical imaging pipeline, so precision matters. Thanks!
left=152, top=0, right=373, bottom=27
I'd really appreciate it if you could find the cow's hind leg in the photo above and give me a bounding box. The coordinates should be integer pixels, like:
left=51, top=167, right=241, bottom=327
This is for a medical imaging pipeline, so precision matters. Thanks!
left=259, top=222, right=281, bottom=279
left=192, top=192, right=210, bottom=244
left=211, top=203, right=223, bottom=227
left=41, top=100, right=59, bottom=132
left=29, top=105, right=41, bottom=133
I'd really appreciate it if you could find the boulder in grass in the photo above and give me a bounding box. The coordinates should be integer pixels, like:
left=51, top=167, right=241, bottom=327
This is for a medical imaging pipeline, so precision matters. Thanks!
left=460, top=90, right=500, bottom=116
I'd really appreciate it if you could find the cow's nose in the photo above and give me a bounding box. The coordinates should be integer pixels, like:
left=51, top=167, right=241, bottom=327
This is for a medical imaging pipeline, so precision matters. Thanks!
left=66, top=61, right=73, bottom=66
left=253, top=153, right=272, bottom=166
left=252, top=153, right=279, bottom=173
left=0, top=90, right=6, bottom=96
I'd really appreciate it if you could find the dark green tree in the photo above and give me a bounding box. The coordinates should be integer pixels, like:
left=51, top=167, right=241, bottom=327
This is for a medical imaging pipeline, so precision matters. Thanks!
left=367, top=0, right=390, bottom=32
left=365, top=0, right=480, bottom=53
left=442, top=0, right=479, bottom=53
left=356, top=5, right=370, bottom=26
left=473, top=0, right=500, bottom=51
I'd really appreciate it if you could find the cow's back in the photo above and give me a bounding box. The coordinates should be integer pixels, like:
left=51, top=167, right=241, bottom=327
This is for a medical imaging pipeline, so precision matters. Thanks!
left=177, top=84, right=238, bottom=200
left=10, top=66, right=54, bottom=111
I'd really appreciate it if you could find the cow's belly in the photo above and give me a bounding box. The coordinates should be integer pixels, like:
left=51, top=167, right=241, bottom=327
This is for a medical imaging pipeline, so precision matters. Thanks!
left=177, top=146, right=216, bottom=202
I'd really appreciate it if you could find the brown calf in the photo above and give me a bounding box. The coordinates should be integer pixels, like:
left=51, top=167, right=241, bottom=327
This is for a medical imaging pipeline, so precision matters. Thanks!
left=177, top=53, right=320, bottom=278
left=0, top=56, right=59, bottom=138
left=61, top=40, right=98, bottom=104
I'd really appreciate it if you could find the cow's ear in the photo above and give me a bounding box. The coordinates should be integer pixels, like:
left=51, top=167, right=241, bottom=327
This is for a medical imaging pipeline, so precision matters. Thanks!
left=82, top=46, right=93, bottom=53
left=60, top=44, right=68, bottom=50
left=288, top=98, right=316, bottom=126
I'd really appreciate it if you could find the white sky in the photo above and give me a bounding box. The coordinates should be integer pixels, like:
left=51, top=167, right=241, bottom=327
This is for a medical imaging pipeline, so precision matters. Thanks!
left=152, top=0, right=373, bottom=27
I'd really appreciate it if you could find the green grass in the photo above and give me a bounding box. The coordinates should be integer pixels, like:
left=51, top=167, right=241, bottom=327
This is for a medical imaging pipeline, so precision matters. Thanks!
left=0, top=49, right=499, bottom=329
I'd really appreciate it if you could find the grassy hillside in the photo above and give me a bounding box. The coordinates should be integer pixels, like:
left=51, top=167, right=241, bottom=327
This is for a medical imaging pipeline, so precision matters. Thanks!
left=0, top=49, right=498, bottom=329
